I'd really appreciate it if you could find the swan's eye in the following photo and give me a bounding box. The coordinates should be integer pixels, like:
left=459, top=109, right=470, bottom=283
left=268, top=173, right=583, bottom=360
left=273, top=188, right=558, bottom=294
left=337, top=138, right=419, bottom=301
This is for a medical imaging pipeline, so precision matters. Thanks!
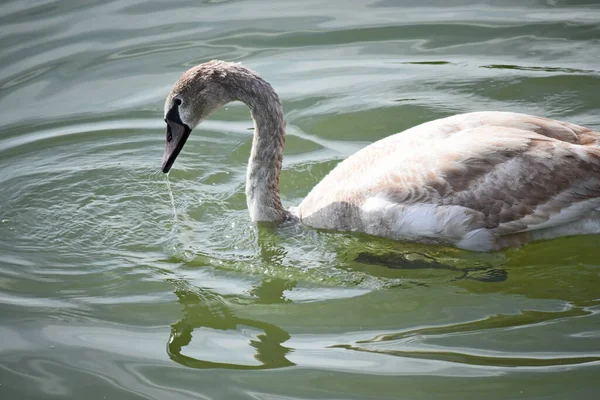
left=173, top=98, right=182, bottom=106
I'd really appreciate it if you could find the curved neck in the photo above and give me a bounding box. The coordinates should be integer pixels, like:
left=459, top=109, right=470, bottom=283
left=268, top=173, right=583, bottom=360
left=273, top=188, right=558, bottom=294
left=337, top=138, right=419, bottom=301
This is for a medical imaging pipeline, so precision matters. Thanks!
left=229, top=72, right=288, bottom=222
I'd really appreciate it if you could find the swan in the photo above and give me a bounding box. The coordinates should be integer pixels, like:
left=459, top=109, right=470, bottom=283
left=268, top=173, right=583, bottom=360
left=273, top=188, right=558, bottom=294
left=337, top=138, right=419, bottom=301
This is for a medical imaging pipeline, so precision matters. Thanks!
left=161, top=60, right=600, bottom=251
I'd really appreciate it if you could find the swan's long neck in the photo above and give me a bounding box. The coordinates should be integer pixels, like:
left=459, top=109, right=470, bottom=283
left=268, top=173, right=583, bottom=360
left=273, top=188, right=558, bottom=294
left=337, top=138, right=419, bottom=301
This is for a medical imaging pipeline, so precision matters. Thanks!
left=231, top=72, right=288, bottom=222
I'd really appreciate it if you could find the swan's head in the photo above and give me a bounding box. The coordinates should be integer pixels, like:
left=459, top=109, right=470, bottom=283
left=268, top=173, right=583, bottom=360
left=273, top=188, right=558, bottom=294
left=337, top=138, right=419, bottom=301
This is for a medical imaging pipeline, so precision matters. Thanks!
left=162, top=60, right=236, bottom=173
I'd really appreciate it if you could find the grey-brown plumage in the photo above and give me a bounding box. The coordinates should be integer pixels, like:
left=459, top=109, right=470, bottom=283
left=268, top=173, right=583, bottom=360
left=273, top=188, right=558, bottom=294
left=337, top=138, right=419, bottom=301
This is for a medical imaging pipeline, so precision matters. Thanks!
left=162, top=60, right=600, bottom=251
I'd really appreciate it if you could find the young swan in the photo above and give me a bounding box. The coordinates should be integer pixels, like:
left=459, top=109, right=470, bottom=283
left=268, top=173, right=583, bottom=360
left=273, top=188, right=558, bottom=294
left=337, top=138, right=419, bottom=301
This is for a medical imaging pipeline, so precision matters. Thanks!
left=162, top=60, right=600, bottom=251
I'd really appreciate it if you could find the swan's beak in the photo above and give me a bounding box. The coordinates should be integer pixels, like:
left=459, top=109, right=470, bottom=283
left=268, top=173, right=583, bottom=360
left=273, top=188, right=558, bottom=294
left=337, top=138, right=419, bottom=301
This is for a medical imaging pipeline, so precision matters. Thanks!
left=162, top=119, right=191, bottom=173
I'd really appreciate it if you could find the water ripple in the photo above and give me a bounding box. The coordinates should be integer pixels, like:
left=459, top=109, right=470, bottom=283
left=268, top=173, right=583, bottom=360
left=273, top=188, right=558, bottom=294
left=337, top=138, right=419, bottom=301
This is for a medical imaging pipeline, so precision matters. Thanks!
left=1, top=0, right=600, bottom=398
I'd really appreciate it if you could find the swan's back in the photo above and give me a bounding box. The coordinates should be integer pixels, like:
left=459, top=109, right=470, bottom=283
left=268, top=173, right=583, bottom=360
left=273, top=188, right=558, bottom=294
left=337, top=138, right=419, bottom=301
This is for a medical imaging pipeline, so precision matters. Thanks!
left=296, top=111, right=600, bottom=250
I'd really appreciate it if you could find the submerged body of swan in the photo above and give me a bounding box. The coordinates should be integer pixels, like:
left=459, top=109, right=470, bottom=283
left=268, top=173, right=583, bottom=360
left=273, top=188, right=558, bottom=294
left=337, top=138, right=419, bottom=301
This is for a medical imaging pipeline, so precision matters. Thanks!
left=161, top=60, right=600, bottom=251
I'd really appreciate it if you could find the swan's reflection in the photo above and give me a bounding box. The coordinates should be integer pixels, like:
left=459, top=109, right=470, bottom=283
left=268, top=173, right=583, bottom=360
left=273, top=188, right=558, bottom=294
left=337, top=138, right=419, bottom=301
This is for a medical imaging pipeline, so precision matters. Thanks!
left=167, top=282, right=295, bottom=370
left=167, top=225, right=299, bottom=369
left=167, top=245, right=295, bottom=369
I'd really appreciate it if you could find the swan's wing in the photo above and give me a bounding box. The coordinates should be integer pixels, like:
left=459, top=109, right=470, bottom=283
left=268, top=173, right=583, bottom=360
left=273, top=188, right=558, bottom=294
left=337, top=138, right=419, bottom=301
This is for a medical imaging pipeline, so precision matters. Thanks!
left=436, top=130, right=600, bottom=235
left=298, top=112, right=600, bottom=238
left=446, top=111, right=600, bottom=146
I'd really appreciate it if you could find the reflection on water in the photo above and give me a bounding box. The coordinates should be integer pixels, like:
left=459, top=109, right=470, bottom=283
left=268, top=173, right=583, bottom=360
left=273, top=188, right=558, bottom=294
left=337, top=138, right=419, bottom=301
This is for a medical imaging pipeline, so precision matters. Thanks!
left=355, top=251, right=508, bottom=282
left=164, top=231, right=600, bottom=373
left=332, top=307, right=600, bottom=368
left=164, top=275, right=600, bottom=375
left=168, top=280, right=294, bottom=370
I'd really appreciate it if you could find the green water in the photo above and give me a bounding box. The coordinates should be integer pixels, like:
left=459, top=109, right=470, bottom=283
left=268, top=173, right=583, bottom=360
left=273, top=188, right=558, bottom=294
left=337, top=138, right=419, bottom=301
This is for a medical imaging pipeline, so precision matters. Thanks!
left=1, top=1, right=600, bottom=399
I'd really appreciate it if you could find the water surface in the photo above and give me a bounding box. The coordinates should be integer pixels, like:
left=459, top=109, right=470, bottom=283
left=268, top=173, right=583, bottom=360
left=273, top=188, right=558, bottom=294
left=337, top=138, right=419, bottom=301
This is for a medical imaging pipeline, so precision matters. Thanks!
left=1, top=0, right=599, bottom=399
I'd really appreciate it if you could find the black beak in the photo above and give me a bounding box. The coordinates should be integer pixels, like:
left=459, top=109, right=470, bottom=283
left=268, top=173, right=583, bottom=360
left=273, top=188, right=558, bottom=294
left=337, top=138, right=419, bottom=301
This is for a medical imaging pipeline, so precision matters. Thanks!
left=162, top=119, right=191, bottom=173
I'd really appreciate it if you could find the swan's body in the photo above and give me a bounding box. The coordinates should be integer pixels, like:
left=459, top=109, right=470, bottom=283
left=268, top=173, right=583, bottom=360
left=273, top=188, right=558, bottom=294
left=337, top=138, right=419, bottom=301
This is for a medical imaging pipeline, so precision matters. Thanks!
left=162, top=60, right=600, bottom=251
